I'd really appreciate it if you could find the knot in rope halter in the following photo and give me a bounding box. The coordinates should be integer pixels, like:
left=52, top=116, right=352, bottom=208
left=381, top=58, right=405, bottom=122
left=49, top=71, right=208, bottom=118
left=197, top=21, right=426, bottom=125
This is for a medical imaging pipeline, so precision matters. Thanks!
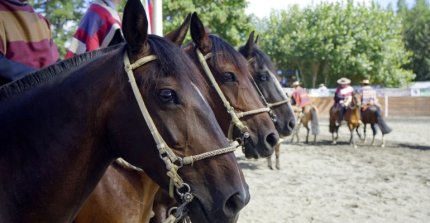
left=196, top=49, right=274, bottom=141
left=124, top=51, right=240, bottom=223
left=246, top=56, right=291, bottom=123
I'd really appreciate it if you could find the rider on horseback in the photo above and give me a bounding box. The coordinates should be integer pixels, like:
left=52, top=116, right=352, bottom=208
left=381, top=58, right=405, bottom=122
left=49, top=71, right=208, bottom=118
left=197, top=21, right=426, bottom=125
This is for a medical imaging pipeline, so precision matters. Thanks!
left=358, top=79, right=380, bottom=107
left=291, top=81, right=311, bottom=116
left=334, top=77, right=353, bottom=125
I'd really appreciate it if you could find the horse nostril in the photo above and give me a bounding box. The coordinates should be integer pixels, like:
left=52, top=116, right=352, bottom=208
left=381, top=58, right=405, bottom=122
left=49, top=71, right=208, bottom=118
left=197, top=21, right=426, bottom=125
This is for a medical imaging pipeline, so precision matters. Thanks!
left=266, top=132, right=279, bottom=147
left=224, top=193, right=247, bottom=217
left=288, top=118, right=296, bottom=131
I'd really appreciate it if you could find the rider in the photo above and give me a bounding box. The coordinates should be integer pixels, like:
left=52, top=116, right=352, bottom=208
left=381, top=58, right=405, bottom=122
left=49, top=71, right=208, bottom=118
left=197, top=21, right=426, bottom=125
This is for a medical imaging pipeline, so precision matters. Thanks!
left=291, top=81, right=311, bottom=115
left=358, top=79, right=382, bottom=115
left=0, top=0, right=59, bottom=85
left=334, top=77, right=353, bottom=125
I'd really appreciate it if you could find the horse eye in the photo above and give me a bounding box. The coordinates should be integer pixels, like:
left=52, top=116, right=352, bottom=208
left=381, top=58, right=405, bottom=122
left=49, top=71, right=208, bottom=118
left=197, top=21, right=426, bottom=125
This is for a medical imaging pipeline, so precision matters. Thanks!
left=158, top=89, right=176, bottom=103
left=258, top=74, right=268, bottom=81
left=223, top=72, right=237, bottom=82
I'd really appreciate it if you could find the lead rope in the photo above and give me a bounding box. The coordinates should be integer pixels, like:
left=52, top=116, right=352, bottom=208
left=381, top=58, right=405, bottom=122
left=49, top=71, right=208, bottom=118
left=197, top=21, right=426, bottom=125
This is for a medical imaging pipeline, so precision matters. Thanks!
left=196, top=49, right=271, bottom=141
left=124, top=52, right=240, bottom=223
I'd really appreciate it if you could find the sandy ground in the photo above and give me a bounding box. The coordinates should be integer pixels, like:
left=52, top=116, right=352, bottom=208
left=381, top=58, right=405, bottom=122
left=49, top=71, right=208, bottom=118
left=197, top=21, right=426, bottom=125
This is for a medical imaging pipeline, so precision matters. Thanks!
left=236, top=116, right=430, bottom=223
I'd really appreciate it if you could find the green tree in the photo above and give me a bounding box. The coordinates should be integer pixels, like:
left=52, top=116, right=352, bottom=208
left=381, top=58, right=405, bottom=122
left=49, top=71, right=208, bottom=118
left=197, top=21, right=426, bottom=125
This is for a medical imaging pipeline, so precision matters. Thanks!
left=29, top=0, right=87, bottom=58
left=254, top=2, right=413, bottom=88
left=163, top=0, right=253, bottom=47
left=400, top=0, right=430, bottom=81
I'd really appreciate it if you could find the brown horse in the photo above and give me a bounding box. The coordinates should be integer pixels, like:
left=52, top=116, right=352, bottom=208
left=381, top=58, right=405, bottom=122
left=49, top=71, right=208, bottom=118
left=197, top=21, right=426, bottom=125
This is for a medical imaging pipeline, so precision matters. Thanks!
left=75, top=12, right=279, bottom=223
left=291, top=104, right=320, bottom=144
left=360, top=105, right=392, bottom=147
left=0, top=1, right=249, bottom=222
left=239, top=32, right=297, bottom=170
left=329, top=92, right=362, bottom=148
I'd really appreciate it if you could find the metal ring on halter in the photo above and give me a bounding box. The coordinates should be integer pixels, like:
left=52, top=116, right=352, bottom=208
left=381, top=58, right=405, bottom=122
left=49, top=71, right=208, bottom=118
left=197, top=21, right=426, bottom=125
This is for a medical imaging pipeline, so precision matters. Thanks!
left=176, top=182, right=191, bottom=197
left=168, top=207, right=183, bottom=220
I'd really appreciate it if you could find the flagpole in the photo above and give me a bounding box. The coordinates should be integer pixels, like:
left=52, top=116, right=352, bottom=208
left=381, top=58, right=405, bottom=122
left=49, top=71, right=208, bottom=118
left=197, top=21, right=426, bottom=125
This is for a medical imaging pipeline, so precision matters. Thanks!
left=153, top=0, right=163, bottom=36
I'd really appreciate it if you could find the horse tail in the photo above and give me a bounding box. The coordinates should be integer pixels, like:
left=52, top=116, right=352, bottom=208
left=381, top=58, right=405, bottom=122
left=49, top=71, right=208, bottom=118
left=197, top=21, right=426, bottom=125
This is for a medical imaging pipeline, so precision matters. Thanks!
left=376, top=109, right=392, bottom=134
left=310, top=106, right=320, bottom=135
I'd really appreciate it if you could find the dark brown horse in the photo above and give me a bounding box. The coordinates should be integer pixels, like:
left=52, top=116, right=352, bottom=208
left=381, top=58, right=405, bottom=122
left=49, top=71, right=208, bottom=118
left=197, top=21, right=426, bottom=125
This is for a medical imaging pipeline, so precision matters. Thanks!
left=291, top=104, right=320, bottom=144
left=329, top=92, right=362, bottom=148
left=0, top=1, right=249, bottom=222
left=239, top=32, right=297, bottom=169
left=360, top=105, right=392, bottom=147
left=75, top=12, right=279, bottom=223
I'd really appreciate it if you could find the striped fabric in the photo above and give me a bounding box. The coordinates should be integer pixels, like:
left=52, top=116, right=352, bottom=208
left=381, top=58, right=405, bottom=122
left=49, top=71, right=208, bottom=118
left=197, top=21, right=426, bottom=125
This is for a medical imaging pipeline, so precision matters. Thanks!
left=65, top=0, right=121, bottom=58
left=0, top=0, right=59, bottom=69
left=360, top=86, right=378, bottom=105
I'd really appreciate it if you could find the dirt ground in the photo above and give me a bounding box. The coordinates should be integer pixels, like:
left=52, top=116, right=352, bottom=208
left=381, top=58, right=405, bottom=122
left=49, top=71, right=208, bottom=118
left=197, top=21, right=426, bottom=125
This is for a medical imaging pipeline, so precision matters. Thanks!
left=236, top=116, right=430, bottom=223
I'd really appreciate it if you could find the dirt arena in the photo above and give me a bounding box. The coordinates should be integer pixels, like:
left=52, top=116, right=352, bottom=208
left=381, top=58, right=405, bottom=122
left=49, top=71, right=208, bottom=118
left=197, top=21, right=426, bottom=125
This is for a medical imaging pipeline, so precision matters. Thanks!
left=236, top=116, right=430, bottom=223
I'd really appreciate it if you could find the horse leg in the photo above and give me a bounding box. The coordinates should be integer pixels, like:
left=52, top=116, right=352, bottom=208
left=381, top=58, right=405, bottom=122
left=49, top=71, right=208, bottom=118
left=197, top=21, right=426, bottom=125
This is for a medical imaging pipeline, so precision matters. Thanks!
left=332, top=132, right=337, bottom=145
left=371, top=124, right=377, bottom=146
left=349, top=125, right=357, bottom=148
left=381, top=134, right=385, bottom=147
left=356, top=125, right=362, bottom=140
left=275, top=144, right=281, bottom=170
left=295, top=123, right=302, bottom=143
left=267, top=155, right=273, bottom=170
left=362, top=124, right=367, bottom=143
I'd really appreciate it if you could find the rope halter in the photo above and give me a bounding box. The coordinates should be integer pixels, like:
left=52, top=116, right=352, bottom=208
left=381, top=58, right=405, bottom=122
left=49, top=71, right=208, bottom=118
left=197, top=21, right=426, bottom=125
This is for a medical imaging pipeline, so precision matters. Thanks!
left=247, top=57, right=290, bottom=123
left=124, top=51, right=240, bottom=223
left=196, top=49, right=271, bottom=141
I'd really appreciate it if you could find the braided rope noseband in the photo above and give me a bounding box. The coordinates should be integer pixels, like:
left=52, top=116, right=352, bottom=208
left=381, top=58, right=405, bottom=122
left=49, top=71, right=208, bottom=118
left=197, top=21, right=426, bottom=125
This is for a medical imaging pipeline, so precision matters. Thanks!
left=124, top=52, right=240, bottom=223
left=196, top=49, right=271, bottom=141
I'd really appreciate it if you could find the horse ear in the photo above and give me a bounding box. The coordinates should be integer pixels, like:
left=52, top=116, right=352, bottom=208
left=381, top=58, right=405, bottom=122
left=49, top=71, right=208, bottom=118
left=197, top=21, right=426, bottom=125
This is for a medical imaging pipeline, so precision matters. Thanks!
left=190, top=12, right=212, bottom=54
left=242, top=31, right=255, bottom=58
left=122, top=0, right=148, bottom=52
left=255, top=34, right=260, bottom=44
left=165, top=13, right=192, bottom=46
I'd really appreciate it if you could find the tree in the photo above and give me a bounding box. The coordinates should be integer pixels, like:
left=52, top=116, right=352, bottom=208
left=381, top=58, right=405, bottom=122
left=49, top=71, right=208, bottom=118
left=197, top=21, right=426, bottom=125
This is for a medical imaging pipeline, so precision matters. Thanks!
left=253, top=2, right=414, bottom=88
left=29, top=0, right=87, bottom=58
left=400, top=0, right=430, bottom=81
left=163, top=0, right=253, bottom=47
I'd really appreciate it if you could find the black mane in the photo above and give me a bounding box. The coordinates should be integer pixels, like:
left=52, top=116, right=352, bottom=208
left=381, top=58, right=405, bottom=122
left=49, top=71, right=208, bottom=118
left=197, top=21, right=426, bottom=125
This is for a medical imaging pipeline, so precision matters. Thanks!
left=0, top=44, right=123, bottom=101
left=238, top=44, right=276, bottom=72
left=209, top=35, right=248, bottom=74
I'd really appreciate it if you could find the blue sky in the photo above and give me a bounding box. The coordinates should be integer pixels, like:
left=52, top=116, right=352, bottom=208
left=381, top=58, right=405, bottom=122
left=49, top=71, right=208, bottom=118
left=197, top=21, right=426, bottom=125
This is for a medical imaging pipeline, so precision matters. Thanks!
left=246, top=0, right=416, bottom=18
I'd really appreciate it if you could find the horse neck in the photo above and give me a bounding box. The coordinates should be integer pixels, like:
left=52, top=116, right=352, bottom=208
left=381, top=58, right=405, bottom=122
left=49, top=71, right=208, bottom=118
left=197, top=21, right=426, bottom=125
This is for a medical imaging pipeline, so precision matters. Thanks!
left=0, top=50, right=123, bottom=222
left=185, top=47, right=232, bottom=136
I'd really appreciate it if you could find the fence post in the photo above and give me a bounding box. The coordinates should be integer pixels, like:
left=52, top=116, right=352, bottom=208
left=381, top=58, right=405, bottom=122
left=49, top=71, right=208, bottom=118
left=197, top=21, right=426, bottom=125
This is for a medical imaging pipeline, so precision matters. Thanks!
left=384, top=93, right=388, bottom=117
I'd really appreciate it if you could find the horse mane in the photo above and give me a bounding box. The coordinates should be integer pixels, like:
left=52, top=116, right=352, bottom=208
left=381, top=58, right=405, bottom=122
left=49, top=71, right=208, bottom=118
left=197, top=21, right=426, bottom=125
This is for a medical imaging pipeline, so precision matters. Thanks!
left=0, top=44, right=123, bottom=101
left=208, top=35, right=248, bottom=75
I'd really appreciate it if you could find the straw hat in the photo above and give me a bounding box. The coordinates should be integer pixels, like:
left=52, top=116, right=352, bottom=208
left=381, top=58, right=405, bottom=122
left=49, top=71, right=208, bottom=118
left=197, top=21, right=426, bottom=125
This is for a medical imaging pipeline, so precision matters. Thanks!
left=292, top=81, right=300, bottom=87
left=360, top=79, right=370, bottom=85
left=319, top=83, right=325, bottom=87
left=337, top=77, right=351, bottom=85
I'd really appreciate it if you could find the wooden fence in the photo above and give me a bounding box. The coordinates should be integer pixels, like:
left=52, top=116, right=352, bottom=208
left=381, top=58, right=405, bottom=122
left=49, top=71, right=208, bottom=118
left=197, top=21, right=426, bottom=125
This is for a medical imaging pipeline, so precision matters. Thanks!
left=311, top=96, right=430, bottom=117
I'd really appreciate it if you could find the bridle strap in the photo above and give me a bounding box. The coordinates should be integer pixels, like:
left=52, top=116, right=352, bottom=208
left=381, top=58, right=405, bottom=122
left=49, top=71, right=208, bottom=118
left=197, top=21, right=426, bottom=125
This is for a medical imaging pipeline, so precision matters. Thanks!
left=196, top=49, right=270, bottom=140
left=124, top=51, right=240, bottom=222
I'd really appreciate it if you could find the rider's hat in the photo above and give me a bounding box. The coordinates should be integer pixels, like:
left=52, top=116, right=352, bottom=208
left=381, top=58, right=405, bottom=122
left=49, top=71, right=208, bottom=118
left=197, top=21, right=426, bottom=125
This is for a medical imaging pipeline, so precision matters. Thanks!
left=292, top=81, right=301, bottom=87
left=360, top=79, right=370, bottom=85
left=337, top=77, right=351, bottom=85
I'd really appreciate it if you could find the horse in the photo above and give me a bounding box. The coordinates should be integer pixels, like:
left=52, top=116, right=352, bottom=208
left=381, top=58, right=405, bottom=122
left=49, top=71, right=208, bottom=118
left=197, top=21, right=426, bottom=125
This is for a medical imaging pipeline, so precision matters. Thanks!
left=360, top=105, right=392, bottom=147
left=0, top=1, right=249, bottom=222
left=238, top=32, right=297, bottom=170
left=290, top=104, right=320, bottom=144
left=74, top=12, right=279, bottom=223
left=329, top=92, right=362, bottom=148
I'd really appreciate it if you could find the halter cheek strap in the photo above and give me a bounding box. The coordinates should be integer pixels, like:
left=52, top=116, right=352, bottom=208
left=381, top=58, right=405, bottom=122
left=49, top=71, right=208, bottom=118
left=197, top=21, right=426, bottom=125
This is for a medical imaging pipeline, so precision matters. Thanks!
left=124, top=51, right=240, bottom=223
left=196, top=49, right=271, bottom=140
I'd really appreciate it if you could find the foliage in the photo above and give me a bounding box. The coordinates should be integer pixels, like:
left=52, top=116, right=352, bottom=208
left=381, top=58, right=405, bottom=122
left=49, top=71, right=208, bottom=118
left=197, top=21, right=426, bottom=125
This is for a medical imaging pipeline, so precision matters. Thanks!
left=29, top=0, right=87, bottom=58
left=253, top=2, right=414, bottom=88
left=163, top=0, right=253, bottom=47
left=398, top=0, right=430, bottom=81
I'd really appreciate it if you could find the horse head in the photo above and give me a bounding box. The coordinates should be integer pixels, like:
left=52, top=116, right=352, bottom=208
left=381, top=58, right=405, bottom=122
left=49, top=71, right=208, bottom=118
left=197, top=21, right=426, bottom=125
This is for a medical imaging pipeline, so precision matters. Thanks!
left=239, top=31, right=296, bottom=137
left=109, top=1, right=249, bottom=222
left=184, top=13, right=279, bottom=159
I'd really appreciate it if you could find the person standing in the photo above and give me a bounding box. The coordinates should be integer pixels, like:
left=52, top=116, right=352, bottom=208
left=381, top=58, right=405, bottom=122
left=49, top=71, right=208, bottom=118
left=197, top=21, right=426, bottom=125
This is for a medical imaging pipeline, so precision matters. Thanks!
left=65, top=0, right=123, bottom=58
left=0, top=0, right=59, bottom=85
left=334, top=77, right=353, bottom=125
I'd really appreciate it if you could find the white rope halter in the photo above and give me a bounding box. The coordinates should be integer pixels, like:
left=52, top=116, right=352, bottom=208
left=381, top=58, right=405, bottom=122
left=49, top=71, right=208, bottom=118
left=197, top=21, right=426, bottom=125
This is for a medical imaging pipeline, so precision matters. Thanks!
left=196, top=49, right=271, bottom=140
left=124, top=51, right=240, bottom=223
